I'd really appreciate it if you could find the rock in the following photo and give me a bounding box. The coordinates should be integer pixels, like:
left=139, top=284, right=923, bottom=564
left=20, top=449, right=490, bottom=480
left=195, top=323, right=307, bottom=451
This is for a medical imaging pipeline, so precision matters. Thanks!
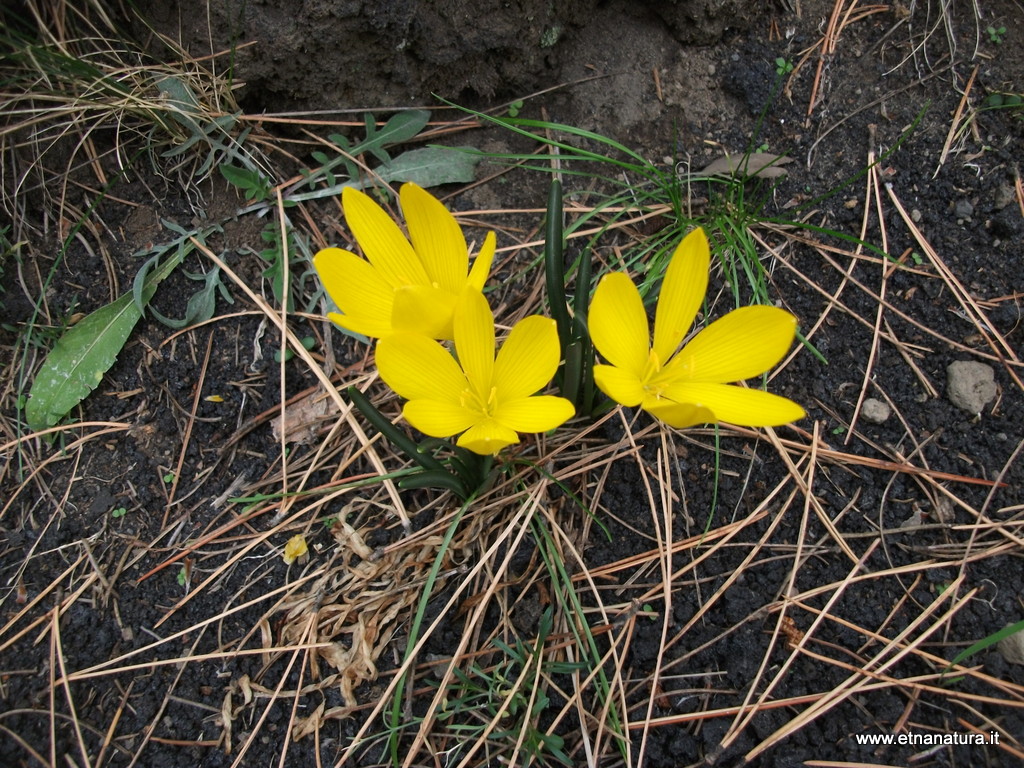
left=994, top=184, right=1014, bottom=210
left=954, top=199, right=974, bottom=219
left=899, top=508, right=925, bottom=529
left=861, top=398, right=890, bottom=424
left=946, top=361, right=997, bottom=414
left=998, top=628, right=1024, bottom=665
left=932, top=496, right=954, bottom=524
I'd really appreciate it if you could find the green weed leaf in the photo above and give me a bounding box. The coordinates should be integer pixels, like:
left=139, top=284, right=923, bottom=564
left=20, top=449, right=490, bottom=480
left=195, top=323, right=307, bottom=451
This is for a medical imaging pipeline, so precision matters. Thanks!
left=357, top=109, right=430, bottom=162
left=25, top=255, right=175, bottom=431
left=149, top=266, right=226, bottom=329
left=376, top=146, right=479, bottom=187
left=219, top=163, right=271, bottom=201
left=25, top=293, right=143, bottom=430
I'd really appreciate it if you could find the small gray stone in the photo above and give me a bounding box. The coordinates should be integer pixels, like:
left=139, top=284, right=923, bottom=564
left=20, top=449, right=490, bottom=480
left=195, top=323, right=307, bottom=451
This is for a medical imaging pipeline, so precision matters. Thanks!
left=932, top=496, right=955, bottom=524
left=994, top=184, right=1014, bottom=210
left=946, top=361, right=997, bottom=414
left=899, top=508, right=925, bottom=529
left=998, top=629, right=1024, bottom=665
left=911, top=209, right=922, bottom=223
left=954, top=199, right=974, bottom=219
left=861, top=398, right=891, bottom=424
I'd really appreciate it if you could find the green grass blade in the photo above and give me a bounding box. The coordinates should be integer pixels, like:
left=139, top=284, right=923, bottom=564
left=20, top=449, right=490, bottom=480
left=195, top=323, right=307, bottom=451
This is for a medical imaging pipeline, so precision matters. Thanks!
left=946, top=618, right=1024, bottom=672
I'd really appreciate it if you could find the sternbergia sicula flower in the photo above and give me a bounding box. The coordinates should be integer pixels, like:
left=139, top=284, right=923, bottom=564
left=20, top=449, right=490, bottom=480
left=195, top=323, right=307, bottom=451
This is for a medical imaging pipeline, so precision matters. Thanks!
left=588, top=227, right=805, bottom=429
left=376, top=289, right=575, bottom=455
left=313, top=183, right=495, bottom=340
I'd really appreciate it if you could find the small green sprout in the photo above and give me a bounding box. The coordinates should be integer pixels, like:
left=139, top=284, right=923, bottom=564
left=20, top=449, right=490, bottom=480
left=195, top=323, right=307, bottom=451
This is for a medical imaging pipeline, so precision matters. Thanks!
left=219, top=163, right=274, bottom=202
left=507, top=99, right=524, bottom=118
left=985, top=92, right=1023, bottom=110
left=110, top=506, right=127, bottom=519
left=176, top=567, right=187, bottom=586
left=162, top=471, right=175, bottom=484
left=911, top=251, right=923, bottom=266
left=987, top=25, right=1006, bottom=44
left=274, top=335, right=315, bottom=362
left=775, top=57, right=794, bottom=76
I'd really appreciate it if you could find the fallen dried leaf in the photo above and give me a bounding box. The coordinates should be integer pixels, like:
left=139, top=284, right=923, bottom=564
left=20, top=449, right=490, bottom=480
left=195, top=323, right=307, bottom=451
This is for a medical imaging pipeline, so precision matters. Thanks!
left=698, top=152, right=794, bottom=179
left=271, top=393, right=336, bottom=445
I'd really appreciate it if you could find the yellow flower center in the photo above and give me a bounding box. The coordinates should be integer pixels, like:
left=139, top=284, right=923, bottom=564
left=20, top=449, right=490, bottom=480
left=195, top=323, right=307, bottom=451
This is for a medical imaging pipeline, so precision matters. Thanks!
left=641, top=349, right=667, bottom=399
left=460, top=385, right=498, bottom=416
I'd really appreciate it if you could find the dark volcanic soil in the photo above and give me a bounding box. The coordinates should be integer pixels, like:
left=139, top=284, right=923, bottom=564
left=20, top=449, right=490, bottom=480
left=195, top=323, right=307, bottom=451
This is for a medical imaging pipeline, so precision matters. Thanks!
left=2, top=0, right=1023, bottom=766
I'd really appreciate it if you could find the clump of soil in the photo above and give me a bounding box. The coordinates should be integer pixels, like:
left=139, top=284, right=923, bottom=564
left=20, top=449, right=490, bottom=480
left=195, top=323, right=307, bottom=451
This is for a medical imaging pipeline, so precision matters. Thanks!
left=139, top=0, right=760, bottom=109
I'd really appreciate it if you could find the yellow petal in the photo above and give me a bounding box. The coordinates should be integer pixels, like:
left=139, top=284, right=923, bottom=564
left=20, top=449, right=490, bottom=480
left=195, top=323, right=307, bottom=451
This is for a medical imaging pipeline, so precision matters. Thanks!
left=643, top=397, right=716, bottom=429
left=467, top=230, right=496, bottom=292
left=493, top=316, right=560, bottom=401
left=659, top=382, right=805, bottom=427
left=666, top=306, right=797, bottom=383
left=456, top=418, right=520, bottom=455
left=453, top=289, right=495, bottom=400
left=403, top=399, right=479, bottom=438
left=589, top=272, right=651, bottom=376
left=494, top=395, right=575, bottom=433
left=314, top=247, right=394, bottom=336
left=401, top=183, right=468, bottom=293
left=376, top=333, right=467, bottom=404
left=342, top=186, right=430, bottom=287
left=327, top=311, right=392, bottom=340
left=652, top=227, right=710, bottom=363
left=392, top=284, right=458, bottom=340
left=593, top=364, right=645, bottom=407
left=283, top=534, right=308, bottom=565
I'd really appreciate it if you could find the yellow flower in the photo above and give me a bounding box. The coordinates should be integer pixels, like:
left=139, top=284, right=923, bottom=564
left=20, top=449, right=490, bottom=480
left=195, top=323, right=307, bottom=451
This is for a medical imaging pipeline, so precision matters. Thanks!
left=588, top=228, right=805, bottom=429
left=376, top=289, right=575, bottom=455
left=313, top=183, right=495, bottom=340
left=283, top=533, right=308, bottom=565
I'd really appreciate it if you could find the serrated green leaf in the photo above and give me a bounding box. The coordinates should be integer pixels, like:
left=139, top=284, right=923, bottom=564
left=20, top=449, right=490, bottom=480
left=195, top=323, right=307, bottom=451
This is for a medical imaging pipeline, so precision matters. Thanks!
left=149, top=266, right=224, bottom=329
left=371, top=110, right=431, bottom=148
left=353, top=110, right=430, bottom=164
left=25, top=257, right=176, bottom=431
left=219, top=163, right=259, bottom=189
left=161, top=218, right=189, bottom=236
left=376, top=146, right=479, bottom=187
left=328, top=133, right=350, bottom=150
left=155, top=75, right=201, bottom=112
